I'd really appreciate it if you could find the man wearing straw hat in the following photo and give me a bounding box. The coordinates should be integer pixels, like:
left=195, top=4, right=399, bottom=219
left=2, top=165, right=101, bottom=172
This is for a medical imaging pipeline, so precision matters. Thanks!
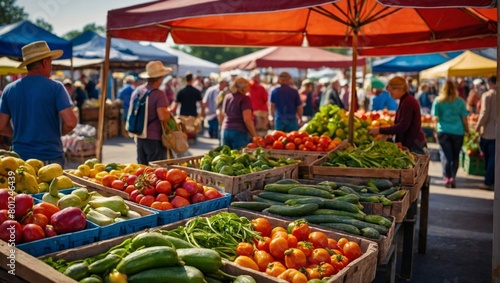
left=130, top=61, right=172, bottom=165
left=0, top=41, right=77, bottom=166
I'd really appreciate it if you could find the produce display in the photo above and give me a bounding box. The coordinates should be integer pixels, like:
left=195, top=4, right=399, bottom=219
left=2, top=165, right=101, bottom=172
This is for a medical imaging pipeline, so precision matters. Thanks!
left=232, top=179, right=396, bottom=239
left=463, top=130, right=481, bottom=157
left=320, top=141, right=416, bottom=169
left=0, top=192, right=87, bottom=244
left=246, top=130, right=342, bottom=152
left=199, top=145, right=298, bottom=175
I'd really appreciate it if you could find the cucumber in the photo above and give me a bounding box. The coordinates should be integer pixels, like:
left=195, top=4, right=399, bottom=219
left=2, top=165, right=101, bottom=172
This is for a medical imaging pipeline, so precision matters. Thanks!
left=331, top=189, right=351, bottom=196
left=275, top=179, right=300, bottom=185
left=268, top=203, right=319, bottom=217
left=387, top=189, right=407, bottom=201
left=258, top=191, right=323, bottom=203
left=252, top=195, right=284, bottom=205
left=322, top=199, right=365, bottom=214
left=79, top=276, right=103, bottom=283
left=364, top=215, right=392, bottom=228
left=369, top=179, right=394, bottom=190
left=64, top=262, right=89, bottom=281
left=128, top=266, right=205, bottom=283
left=288, top=187, right=333, bottom=199
left=302, top=215, right=389, bottom=234
left=361, top=227, right=381, bottom=239
left=131, top=232, right=174, bottom=250
left=233, top=275, right=257, bottom=283
left=379, top=196, right=394, bottom=206
left=379, top=187, right=399, bottom=197
left=264, top=183, right=300, bottom=193
left=159, top=234, right=196, bottom=249
left=358, top=195, right=380, bottom=203
left=318, top=181, right=337, bottom=189
left=334, top=194, right=360, bottom=204
left=320, top=223, right=361, bottom=235
left=176, top=248, right=222, bottom=273
left=205, top=277, right=224, bottom=283
left=116, top=246, right=181, bottom=275
left=230, top=201, right=272, bottom=212
left=312, top=208, right=365, bottom=221
left=285, top=197, right=324, bottom=208
left=338, top=186, right=361, bottom=195
left=364, top=184, right=380, bottom=194
left=88, top=253, right=121, bottom=274
left=336, top=183, right=367, bottom=193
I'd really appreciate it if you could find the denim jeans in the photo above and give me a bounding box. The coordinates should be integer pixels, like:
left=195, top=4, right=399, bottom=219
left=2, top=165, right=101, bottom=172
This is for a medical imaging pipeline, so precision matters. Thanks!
left=44, top=156, right=66, bottom=168
left=275, top=118, right=299, bottom=132
left=437, top=132, right=464, bottom=179
left=479, top=137, right=495, bottom=185
left=207, top=117, right=219, bottom=139
left=221, top=129, right=250, bottom=150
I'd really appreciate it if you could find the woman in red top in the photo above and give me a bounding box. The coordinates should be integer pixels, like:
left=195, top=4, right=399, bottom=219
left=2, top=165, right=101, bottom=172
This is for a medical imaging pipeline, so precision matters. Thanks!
left=369, top=76, right=427, bottom=154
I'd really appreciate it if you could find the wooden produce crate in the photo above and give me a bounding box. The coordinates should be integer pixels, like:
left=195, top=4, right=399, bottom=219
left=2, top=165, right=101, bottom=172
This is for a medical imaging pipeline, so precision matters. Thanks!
left=104, top=119, right=119, bottom=139
left=310, top=149, right=430, bottom=202
left=65, top=148, right=96, bottom=164
left=150, top=156, right=299, bottom=195
left=81, top=107, right=99, bottom=123
left=360, top=189, right=411, bottom=223
left=62, top=171, right=130, bottom=200
left=243, top=147, right=325, bottom=179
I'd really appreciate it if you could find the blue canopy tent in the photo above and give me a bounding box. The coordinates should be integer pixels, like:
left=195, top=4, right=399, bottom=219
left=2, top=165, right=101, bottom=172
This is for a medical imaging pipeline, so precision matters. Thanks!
left=71, top=30, right=177, bottom=65
left=371, top=52, right=463, bottom=73
left=0, top=20, right=72, bottom=59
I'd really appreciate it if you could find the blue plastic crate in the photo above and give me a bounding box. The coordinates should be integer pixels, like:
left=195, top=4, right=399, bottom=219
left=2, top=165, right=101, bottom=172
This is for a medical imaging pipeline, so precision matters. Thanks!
left=143, top=192, right=232, bottom=225
left=17, top=221, right=99, bottom=257
left=95, top=207, right=158, bottom=241
left=32, top=188, right=77, bottom=201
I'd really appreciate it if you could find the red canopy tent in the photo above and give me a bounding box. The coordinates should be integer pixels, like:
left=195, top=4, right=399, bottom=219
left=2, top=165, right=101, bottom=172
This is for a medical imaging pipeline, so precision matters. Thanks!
left=219, top=46, right=366, bottom=71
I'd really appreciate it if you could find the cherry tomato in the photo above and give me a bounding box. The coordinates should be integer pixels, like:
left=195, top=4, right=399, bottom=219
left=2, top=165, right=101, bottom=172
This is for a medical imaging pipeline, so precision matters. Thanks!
left=251, top=218, right=272, bottom=237
left=236, top=242, right=254, bottom=257
left=342, top=241, right=362, bottom=261
left=308, top=231, right=329, bottom=248
left=269, top=236, right=288, bottom=259
left=265, top=261, right=287, bottom=277
left=155, top=181, right=172, bottom=194
left=22, top=223, right=45, bottom=243
left=21, top=213, right=48, bottom=229
left=284, top=248, right=307, bottom=269
left=253, top=250, right=274, bottom=272
left=234, top=255, right=259, bottom=271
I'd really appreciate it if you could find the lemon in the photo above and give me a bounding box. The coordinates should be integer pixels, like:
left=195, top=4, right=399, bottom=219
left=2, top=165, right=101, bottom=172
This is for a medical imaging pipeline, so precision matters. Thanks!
left=94, top=163, right=105, bottom=172
left=56, top=175, right=74, bottom=190
left=77, top=164, right=91, bottom=177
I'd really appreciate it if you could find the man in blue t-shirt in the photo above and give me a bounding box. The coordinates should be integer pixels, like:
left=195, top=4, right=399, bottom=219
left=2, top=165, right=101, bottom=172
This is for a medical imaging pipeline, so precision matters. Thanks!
left=370, top=89, right=398, bottom=111
left=0, top=41, right=77, bottom=166
left=270, top=72, right=303, bottom=132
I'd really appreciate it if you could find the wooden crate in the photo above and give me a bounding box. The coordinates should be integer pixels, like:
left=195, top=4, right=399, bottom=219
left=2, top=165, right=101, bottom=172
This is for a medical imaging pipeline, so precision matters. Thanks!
left=81, top=107, right=99, bottom=122
left=65, top=148, right=96, bottom=164
left=360, top=189, right=411, bottom=223
left=104, top=119, right=119, bottom=139
left=105, top=104, right=120, bottom=119
left=63, top=171, right=130, bottom=200
left=150, top=156, right=299, bottom=195
left=39, top=207, right=377, bottom=283
left=243, top=148, right=325, bottom=179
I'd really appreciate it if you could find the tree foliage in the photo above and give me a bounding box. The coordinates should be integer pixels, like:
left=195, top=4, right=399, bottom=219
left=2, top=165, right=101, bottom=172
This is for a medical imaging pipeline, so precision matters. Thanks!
left=35, top=18, right=53, bottom=33
left=62, top=22, right=105, bottom=40
left=0, top=0, right=27, bottom=25
left=176, top=46, right=262, bottom=64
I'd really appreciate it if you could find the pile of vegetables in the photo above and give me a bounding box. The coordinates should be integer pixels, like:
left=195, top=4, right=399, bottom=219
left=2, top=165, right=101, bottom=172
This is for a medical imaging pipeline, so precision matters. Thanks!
left=463, top=130, right=481, bottom=157
left=321, top=141, right=416, bottom=169
left=199, top=145, right=298, bottom=176
left=232, top=179, right=396, bottom=239
left=246, top=130, right=342, bottom=152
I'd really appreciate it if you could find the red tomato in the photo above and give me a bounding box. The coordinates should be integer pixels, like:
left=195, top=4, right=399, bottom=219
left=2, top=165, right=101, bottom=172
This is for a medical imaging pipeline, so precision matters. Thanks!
left=0, top=220, right=22, bottom=244
left=14, top=194, right=34, bottom=219
left=308, top=231, right=329, bottom=249
left=139, top=195, right=156, bottom=207
left=308, top=248, right=331, bottom=265
left=337, top=237, right=349, bottom=249
left=285, top=142, right=296, bottom=150
left=190, top=193, right=206, bottom=204
left=21, top=213, right=49, bottom=229
left=154, top=168, right=168, bottom=180
left=44, top=224, right=57, bottom=238
left=236, top=242, right=254, bottom=257
left=155, top=181, right=172, bottom=194
left=111, top=180, right=125, bottom=191
left=327, top=238, right=339, bottom=250
left=129, top=190, right=140, bottom=202
left=269, top=236, right=288, bottom=259
left=124, top=185, right=136, bottom=194
left=141, top=185, right=157, bottom=196
left=166, top=169, right=187, bottom=185
left=246, top=143, right=258, bottom=148
left=135, top=167, right=145, bottom=176
left=296, top=241, right=314, bottom=257
left=175, top=188, right=190, bottom=199
left=270, top=130, right=286, bottom=141
left=101, top=175, right=117, bottom=188
left=0, top=189, right=11, bottom=209
left=32, top=202, right=60, bottom=220
left=126, top=174, right=137, bottom=186
left=253, top=250, right=274, bottom=272
left=298, top=131, right=309, bottom=138
left=0, top=209, right=9, bottom=225
left=22, top=223, right=45, bottom=243
left=287, top=234, right=298, bottom=248
left=257, top=236, right=272, bottom=252
left=204, top=188, right=221, bottom=200
left=284, top=248, right=307, bottom=269
left=135, top=194, right=145, bottom=204
left=155, top=193, right=169, bottom=202
left=342, top=241, right=362, bottom=261
left=50, top=207, right=86, bottom=234
left=293, top=137, right=303, bottom=145
left=251, top=217, right=272, bottom=237
left=287, top=219, right=310, bottom=241
left=252, top=136, right=264, bottom=144
left=272, top=140, right=284, bottom=150
left=264, top=134, right=275, bottom=145
left=182, top=180, right=199, bottom=196
left=170, top=195, right=190, bottom=208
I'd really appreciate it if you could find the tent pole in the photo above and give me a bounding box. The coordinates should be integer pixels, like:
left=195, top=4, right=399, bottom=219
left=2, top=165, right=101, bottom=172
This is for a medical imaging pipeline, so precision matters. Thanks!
left=70, top=57, right=74, bottom=81
left=492, top=2, right=500, bottom=281
left=348, top=30, right=359, bottom=144
left=96, top=35, right=112, bottom=161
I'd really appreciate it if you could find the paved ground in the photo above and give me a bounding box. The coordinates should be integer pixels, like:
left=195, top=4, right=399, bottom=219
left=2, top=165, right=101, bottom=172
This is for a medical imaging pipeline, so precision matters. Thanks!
left=69, top=134, right=495, bottom=283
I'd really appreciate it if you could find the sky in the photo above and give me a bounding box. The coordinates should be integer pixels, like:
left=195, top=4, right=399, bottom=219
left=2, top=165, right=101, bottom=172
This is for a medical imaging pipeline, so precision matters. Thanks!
left=16, top=0, right=150, bottom=37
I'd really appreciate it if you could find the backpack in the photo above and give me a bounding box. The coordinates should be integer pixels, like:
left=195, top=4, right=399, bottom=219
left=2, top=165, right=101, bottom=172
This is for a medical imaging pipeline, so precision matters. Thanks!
left=126, top=89, right=155, bottom=136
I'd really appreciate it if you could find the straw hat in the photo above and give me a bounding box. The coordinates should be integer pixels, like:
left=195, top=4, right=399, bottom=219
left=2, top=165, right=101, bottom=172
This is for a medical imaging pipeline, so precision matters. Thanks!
left=139, top=61, right=172, bottom=79
left=63, top=78, right=73, bottom=86
left=17, top=41, right=63, bottom=68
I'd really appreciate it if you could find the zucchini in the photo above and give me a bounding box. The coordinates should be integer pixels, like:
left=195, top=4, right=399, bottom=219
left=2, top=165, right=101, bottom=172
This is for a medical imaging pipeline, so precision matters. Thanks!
left=128, top=266, right=205, bottom=283
left=159, top=234, right=196, bottom=249
left=331, top=189, right=351, bottom=197
left=252, top=195, right=284, bottom=205
left=264, top=183, right=300, bottom=193
left=334, top=194, right=360, bottom=204
left=79, top=276, right=103, bottom=283
left=358, top=195, right=380, bottom=203
left=285, top=197, right=324, bottom=208
left=322, top=199, right=365, bottom=214
left=336, top=183, right=367, bottom=193
left=320, top=223, right=361, bottom=235
left=338, top=186, right=362, bottom=195
left=268, top=203, right=319, bottom=217
left=379, top=187, right=399, bottom=197
left=258, top=191, right=323, bottom=203
left=176, top=248, right=222, bottom=273
left=88, top=253, right=121, bottom=274
left=275, top=179, right=300, bottom=184
left=230, top=201, right=272, bottom=212
left=312, top=208, right=365, bottom=221
left=361, top=227, right=381, bottom=239
left=131, top=232, right=174, bottom=250
left=116, top=246, right=181, bottom=275
left=318, top=181, right=337, bottom=189
left=387, top=189, right=407, bottom=201
left=64, top=262, right=89, bottom=281
left=364, top=215, right=392, bottom=228
left=288, top=187, right=333, bottom=199
left=302, top=215, right=389, bottom=234
left=368, top=179, right=393, bottom=190
left=379, top=196, right=393, bottom=206
left=364, top=184, right=380, bottom=194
